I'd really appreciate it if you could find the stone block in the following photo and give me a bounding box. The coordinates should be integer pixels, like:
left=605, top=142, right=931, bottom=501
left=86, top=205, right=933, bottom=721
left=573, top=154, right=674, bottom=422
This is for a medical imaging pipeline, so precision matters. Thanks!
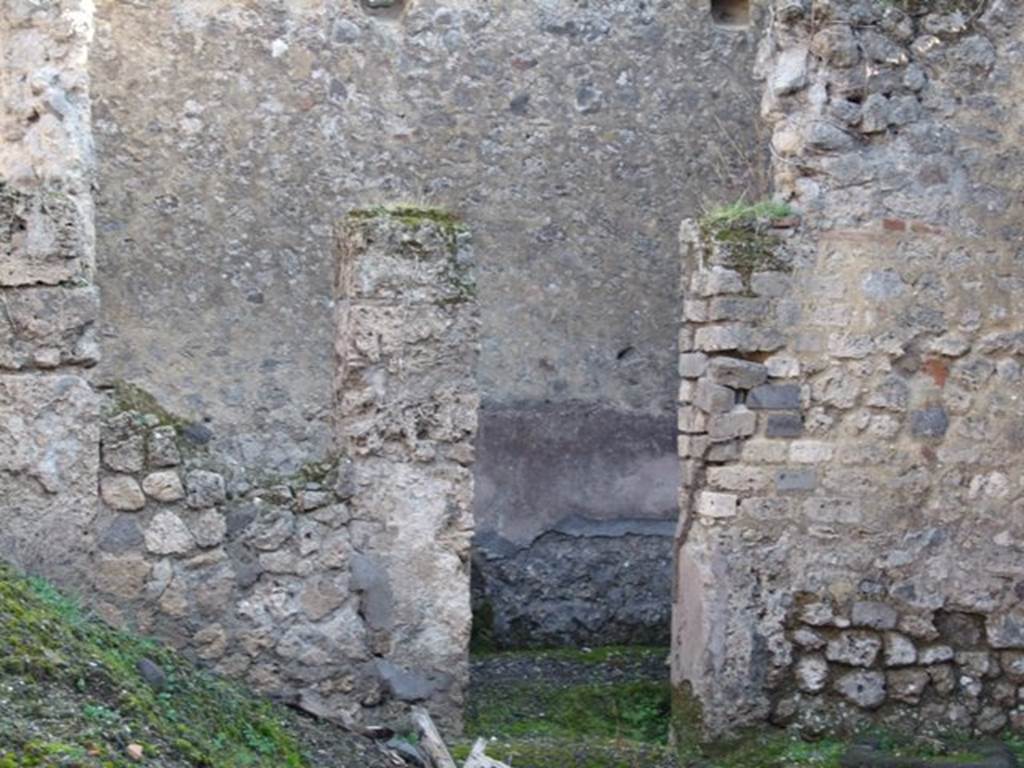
left=910, top=407, right=949, bottom=438
left=748, top=383, right=801, bottom=410
left=0, top=182, right=92, bottom=287
left=795, top=655, right=828, bottom=693
left=144, top=511, right=196, bottom=555
left=186, top=470, right=227, bottom=509
left=707, top=297, right=770, bottom=322
left=764, top=354, right=799, bottom=381
left=707, top=408, right=756, bottom=442
left=101, top=475, right=146, bottom=511
left=697, top=491, right=738, bottom=519
left=0, top=286, right=99, bottom=370
left=987, top=609, right=1024, bottom=650
left=887, top=668, right=930, bottom=704
left=677, top=434, right=708, bottom=459
left=919, top=645, right=955, bottom=665
left=743, top=439, right=789, bottom=463
left=827, top=631, right=882, bottom=667
left=142, top=471, right=184, bottom=502
left=678, top=406, right=708, bottom=434
left=678, top=352, right=709, bottom=379
left=695, top=379, right=735, bottom=414
left=707, top=357, right=768, bottom=390
left=852, top=601, right=898, bottom=630
left=750, top=271, right=792, bottom=297
left=790, top=440, right=833, bottom=464
left=884, top=633, right=917, bottom=666
left=706, top=466, right=769, bottom=493
left=147, top=426, right=181, bottom=467
left=775, top=468, right=817, bottom=492
left=834, top=670, right=886, bottom=709
left=691, top=266, right=744, bottom=297
left=803, top=497, right=862, bottom=524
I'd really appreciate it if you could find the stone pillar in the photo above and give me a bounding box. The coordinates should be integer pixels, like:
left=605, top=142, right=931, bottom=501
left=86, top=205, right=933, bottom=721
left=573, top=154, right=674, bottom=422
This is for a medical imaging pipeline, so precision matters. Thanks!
left=674, top=0, right=1024, bottom=748
left=0, top=0, right=100, bottom=574
left=335, top=207, right=480, bottom=730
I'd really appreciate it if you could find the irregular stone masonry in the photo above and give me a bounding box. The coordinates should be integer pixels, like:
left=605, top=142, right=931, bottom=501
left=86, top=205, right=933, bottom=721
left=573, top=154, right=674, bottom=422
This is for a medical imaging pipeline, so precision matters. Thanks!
left=87, top=212, right=479, bottom=731
left=673, top=0, right=1024, bottom=745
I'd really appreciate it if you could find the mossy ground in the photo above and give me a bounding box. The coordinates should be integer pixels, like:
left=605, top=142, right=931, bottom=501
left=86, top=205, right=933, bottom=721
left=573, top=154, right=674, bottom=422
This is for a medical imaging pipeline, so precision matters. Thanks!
left=454, top=646, right=677, bottom=768
left=0, top=565, right=387, bottom=767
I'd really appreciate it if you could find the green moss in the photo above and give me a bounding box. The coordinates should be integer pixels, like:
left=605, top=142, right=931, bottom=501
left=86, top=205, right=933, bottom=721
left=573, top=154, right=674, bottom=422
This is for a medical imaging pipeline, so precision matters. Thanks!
left=670, top=681, right=705, bottom=765
left=0, top=564, right=306, bottom=767
left=474, top=644, right=666, bottom=665
left=877, top=0, right=984, bottom=14
left=347, top=205, right=476, bottom=304
left=451, top=737, right=675, bottom=768
left=105, top=381, right=189, bottom=431
left=468, top=676, right=670, bottom=745
left=698, top=199, right=795, bottom=280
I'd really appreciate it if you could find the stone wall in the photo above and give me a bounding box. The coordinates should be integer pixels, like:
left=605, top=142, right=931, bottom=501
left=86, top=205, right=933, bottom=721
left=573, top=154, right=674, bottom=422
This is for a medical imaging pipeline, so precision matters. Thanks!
left=89, top=211, right=477, bottom=730
left=0, top=0, right=100, bottom=576
left=88, top=0, right=769, bottom=646
left=673, top=0, right=1024, bottom=745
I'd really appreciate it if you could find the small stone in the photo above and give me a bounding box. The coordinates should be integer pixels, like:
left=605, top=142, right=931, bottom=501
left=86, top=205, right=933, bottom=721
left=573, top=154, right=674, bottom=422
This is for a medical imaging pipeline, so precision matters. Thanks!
left=94, top=555, right=150, bottom=599
left=801, top=601, right=836, bottom=627
left=707, top=357, right=768, bottom=390
left=792, top=628, right=826, bottom=650
left=910, top=408, right=949, bottom=438
left=919, top=645, right=955, bottom=665
left=860, top=93, right=890, bottom=133
left=884, top=633, right=917, bottom=667
left=775, top=468, right=817, bottom=493
left=695, top=380, right=735, bottom=414
left=987, top=609, right=1024, bottom=649
left=145, top=511, right=196, bottom=555
left=835, top=670, right=886, bottom=709
left=137, top=658, right=167, bottom=690
left=956, top=651, right=996, bottom=678
left=147, top=426, right=181, bottom=467
left=928, top=664, right=956, bottom=695
left=766, top=413, right=804, bottom=438
left=707, top=408, right=757, bottom=442
left=186, top=470, right=227, bottom=509
left=826, top=631, right=882, bottom=667
left=126, top=744, right=144, bottom=761
left=679, top=353, right=709, bottom=379
left=697, top=491, right=738, bottom=519
left=796, top=655, right=829, bottom=693
left=852, top=601, right=899, bottom=630
left=1001, top=651, right=1024, bottom=683
left=298, top=489, right=332, bottom=511
left=194, top=624, right=228, bottom=660
left=142, top=470, right=185, bottom=502
left=898, top=614, right=939, bottom=641
left=748, top=384, right=801, bottom=410
left=101, top=475, right=146, bottom=512
left=888, top=668, right=929, bottom=704
left=772, top=47, right=808, bottom=95
left=976, top=706, right=1008, bottom=735
left=103, top=433, right=145, bottom=474
left=192, top=510, right=227, bottom=548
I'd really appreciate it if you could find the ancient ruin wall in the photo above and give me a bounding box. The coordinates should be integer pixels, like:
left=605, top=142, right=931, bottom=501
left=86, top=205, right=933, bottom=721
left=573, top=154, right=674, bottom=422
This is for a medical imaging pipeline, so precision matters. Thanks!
left=88, top=0, right=769, bottom=647
left=673, top=0, right=1024, bottom=744
left=0, top=0, right=100, bottom=575
left=89, top=211, right=477, bottom=730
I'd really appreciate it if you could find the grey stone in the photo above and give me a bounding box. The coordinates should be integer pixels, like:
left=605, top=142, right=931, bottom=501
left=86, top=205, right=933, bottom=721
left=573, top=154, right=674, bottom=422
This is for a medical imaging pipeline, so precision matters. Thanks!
left=884, top=633, right=917, bottom=667
left=707, top=357, right=768, bottom=390
left=142, top=470, right=184, bottom=502
left=98, top=515, right=144, bottom=553
left=919, top=645, right=956, bottom=665
left=747, top=384, right=801, bottom=410
left=834, top=670, right=886, bottom=709
left=775, top=468, right=817, bottom=493
left=860, top=94, right=891, bottom=133
left=100, top=475, right=146, bottom=511
left=852, top=601, right=899, bottom=630
left=246, top=508, right=295, bottom=551
left=185, top=470, right=227, bottom=509
left=765, top=413, right=803, bottom=438
left=772, top=47, right=808, bottom=95
left=987, top=609, right=1024, bottom=650
left=910, top=408, right=949, bottom=438
left=826, top=631, right=882, bottom=667
left=887, top=668, right=929, bottom=704
left=706, top=409, right=757, bottom=442
left=147, top=426, right=181, bottom=467
left=145, top=511, right=196, bottom=555
left=137, top=658, right=167, bottom=690
left=375, top=660, right=452, bottom=703
left=192, top=510, right=227, bottom=548
left=795, top=655, right=828, bottom=693
left=695, top=380, right=735, bottom=414
left=679, top=352, right=709, bottom=379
